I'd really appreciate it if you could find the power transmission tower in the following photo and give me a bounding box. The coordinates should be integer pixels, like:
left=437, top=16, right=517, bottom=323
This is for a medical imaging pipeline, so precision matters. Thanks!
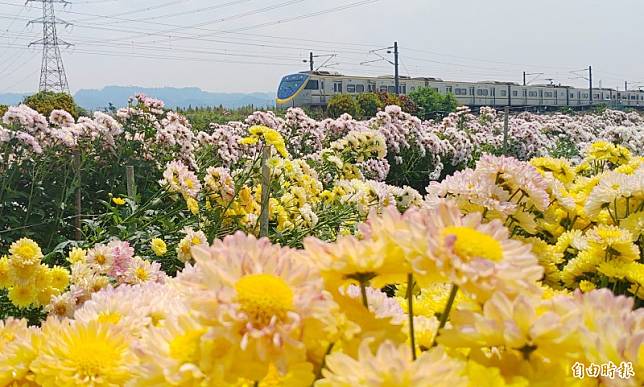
left=27, top=0, right=72, bottom=93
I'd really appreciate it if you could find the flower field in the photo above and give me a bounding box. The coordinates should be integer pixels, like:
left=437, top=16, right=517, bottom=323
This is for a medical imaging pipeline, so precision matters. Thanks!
left=0, top=95, right=643, bottom=386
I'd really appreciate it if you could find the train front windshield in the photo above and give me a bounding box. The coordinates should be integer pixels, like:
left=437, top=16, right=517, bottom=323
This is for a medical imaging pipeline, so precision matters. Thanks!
left=277, top=73, right=309, bottom=100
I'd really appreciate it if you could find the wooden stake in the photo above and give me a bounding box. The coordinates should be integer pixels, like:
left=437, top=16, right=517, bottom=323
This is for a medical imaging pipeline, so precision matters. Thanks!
left=126, top=165, right=136, bottom=199
left=259, top=146, right=271, bottom=238
left=74, top=151, right=81, bottom=240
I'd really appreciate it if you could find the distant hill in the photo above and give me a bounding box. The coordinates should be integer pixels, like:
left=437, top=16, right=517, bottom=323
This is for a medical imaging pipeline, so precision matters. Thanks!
left=74, top=86, right=276, bottom=110
left=0, top=86, right=276, bottom=110
left=0, top=93, right=28, bottom=105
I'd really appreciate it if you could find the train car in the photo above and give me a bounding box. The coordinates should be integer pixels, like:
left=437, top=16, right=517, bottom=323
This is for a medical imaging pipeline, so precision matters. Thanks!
left=276, top=70, right=631, bottom=110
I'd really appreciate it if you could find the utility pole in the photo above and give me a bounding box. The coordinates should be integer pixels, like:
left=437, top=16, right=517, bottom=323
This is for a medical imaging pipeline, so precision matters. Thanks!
left=303, top=52, right=336, bottom=72
left=625, top=81, right=628, bottom=91
left=393, top=41, right=399, bottom=95
left=363, top=43, right=399, bottom=93
left=523, top=71, right=526, bottom=86
left=588, top=65, right=593, bottom=105
left=27, top=0, right=72, bottom=93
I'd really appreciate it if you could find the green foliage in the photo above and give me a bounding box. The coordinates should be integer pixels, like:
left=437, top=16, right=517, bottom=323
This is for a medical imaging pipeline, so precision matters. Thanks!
left=398, top=95, right=418, bottom=115
left=375, top=92, right=417, bottom=115
left=23, top=91, right=79, bottom=119
left=0, top=104, right=7, bottom=118
left=178, top=105, right=269, bottom=131
left=409, top=87, right=458, bottom=119
left=327, top=94, right=360, bottom=118
left=377, top=91, right=401, bottom=107
left=550, top=137, right=581, bottom=159
left=355, top=92, right=383, bottom=118
left=591, top=103, right=608, bottom=114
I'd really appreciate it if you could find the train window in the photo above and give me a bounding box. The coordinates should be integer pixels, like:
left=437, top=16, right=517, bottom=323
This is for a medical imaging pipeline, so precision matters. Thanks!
left=476, top=89, right=488, bottom=96
left=304, top=80, right=319, bottom=90
left=500, top=90, right=507, bottom=96
left=410, top=86, right=416, bottom=92
left=454, top=88, right=465, bottom=95
left=388, top=86, right=396, bottom=93
left=523, top=90, right=527, bottom=96
left=333, top=82, right=343, bottom=93
left=593, top=94, right=600, bottom=99
left=347, top=85, right=356, bottom=93
left=528, top=91, right=538, bottom=97
left=379, top=85, right=388, bottom=92
left=544, top=92, right=553, bottom=97
left=401, top=84, right=407, bottom=94
left=356, top=84, right=365, bottom=93
left=512, top=91, right=518, bottom=96
left=570, top=93, right=574, bottom=98
left=582, top=93, right=588, bottom=98
left=445, top=86, right=453, bottom=93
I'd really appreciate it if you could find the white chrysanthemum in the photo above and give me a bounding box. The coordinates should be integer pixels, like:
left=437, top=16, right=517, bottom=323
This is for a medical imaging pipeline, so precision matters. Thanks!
left=413, top=201, right=543, bottom=303
left=179, top=232, right=337, bottom=382
left=85, top=244, right=114, bottom=275
left=74, top=282, right=187, bottom=336
left=317, top=339, right=467, bottom=387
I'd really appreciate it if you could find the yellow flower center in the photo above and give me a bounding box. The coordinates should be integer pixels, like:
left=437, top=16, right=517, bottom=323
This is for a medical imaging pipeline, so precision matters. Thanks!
left=95, top=254, right=107, bottom=265
left=190, top=236, right=202, bottom=245
left=97, top=311, right=122, bottom=325
left=13, top=243, right=39, bottom=260
left=169, top=329, right=205, bottom=363
left=135, top=267, right=149, bottom=281
left=66, top=333, right=122, bottom=381
left=184, top=179, right=194, bottom=189
left=235, top=274, right=294, bottom=325
left=442, top=226, right=503, bottom=262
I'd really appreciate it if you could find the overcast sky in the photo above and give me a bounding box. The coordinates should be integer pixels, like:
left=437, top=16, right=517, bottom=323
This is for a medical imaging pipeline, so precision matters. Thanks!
left=0, top=0, right=642, bottom=94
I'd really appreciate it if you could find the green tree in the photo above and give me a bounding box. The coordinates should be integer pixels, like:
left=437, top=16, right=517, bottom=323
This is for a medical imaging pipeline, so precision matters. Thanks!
left=0, top=104, right=7, bottom=118
left=23, top=91, right=79, bottom=119
left=409, top=87, right=458, bottom=119
left=356, top=92, right=383, bottom=118
left=327, top=94, right=360, bottom=118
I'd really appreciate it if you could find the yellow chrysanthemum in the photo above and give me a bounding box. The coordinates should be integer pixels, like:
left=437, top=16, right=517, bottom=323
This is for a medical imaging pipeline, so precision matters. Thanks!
left=30, top=319, right=138, bottom=387
left=241, top=125, right=290, bottom=158
left=112, top=197, right=126, bottom=206
left=530, top=157, right=575, bottom=185
left=8, top=285, right=37, bottom=309
left=49, top=266, right=70, bottom=291
left=0, top=318, right=42, bottom=386
left=185, top=197, right=199, bottom=215
left=0, top=255, right=11, bottom=289
left=586, top=224, right=639, bottom=261
left=578, top=280, right=596, bottom=292
left=67, top=247, right=87, bottom=264
left=9, top=238, right=43, bottom=267
left=150, top=238, right=167, bottom=257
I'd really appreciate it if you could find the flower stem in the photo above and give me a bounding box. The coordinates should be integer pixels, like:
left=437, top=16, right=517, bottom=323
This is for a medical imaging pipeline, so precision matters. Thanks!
left=406, top=273, right=417, bottom=360
left=315, top=342, right=335, bottom=380
left=431, top=283, right=458, bottom=348
left=359, top=280, right=369, bottom=309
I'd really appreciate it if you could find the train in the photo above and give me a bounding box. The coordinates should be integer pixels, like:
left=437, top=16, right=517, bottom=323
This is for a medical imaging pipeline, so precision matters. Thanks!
left=276, top=71, right=644, bottom=110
